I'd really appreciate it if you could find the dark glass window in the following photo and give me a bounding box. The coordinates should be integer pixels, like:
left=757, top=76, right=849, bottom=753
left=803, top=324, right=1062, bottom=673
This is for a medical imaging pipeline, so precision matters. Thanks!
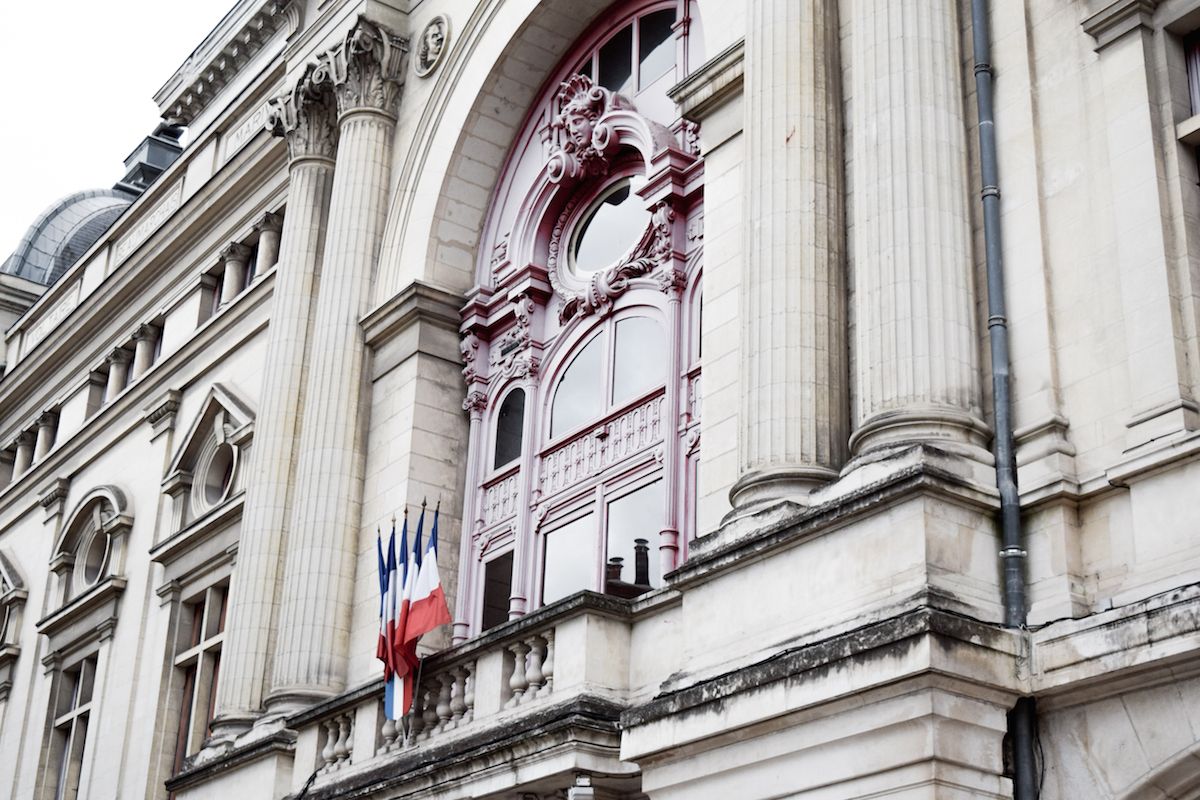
left=481, top=552, right=514, bottom=631
left=598, top=24, right=634, bottom=94
left=639, top=9, right=676, bottom=87
left=494, top=389, right=526, bottom=469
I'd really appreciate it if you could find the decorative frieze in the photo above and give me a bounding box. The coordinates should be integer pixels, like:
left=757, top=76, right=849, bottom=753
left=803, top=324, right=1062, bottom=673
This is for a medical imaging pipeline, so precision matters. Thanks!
left=540, top=393, right=664, bottom=495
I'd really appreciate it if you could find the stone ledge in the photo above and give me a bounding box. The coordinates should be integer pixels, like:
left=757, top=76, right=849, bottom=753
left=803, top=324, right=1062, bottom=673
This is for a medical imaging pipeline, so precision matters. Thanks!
left=619, top=607, right=1020, bottom=734
left=1032, top=581, right=1200, bottom=708
left=291, top=695, right=626, bottom=800
left=669, top=39, right=744, bottom=122
left=167, top=727, right=297, bottom=793
left=1082, top=0, right=1161, bottom=50
left=680, top=446, right=1001, bottom=585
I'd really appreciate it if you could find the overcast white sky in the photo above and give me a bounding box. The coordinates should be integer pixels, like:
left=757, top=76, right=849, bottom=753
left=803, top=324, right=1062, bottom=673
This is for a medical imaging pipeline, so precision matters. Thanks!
left=0, top=1, right=235, bottom=257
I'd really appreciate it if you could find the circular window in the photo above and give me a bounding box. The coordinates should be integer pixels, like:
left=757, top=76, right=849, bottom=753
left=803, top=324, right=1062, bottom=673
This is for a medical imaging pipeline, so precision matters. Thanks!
left=204, top=443, right=236, bottom=506
left=572, top=178, right=650, bottom=275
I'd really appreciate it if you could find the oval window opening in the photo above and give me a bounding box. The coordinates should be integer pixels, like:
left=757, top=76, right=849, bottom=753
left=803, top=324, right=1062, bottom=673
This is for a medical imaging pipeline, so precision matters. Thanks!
left=572, top=179, right=649, bottom=274
left=81, top=527, right=106, bottom=586
left=205, top=443, right=236, bottom=505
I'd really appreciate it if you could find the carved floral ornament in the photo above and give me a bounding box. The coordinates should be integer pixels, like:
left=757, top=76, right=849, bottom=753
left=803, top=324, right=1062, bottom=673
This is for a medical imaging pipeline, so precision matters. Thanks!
left=265, top=17, right=408, bottom=158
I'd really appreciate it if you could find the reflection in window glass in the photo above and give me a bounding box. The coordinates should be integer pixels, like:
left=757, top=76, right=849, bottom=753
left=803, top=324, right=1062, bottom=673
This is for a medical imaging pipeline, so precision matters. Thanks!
left=605, top=480, right=664, bottom=596
left=638, top=10, right=676, bottom=87
left=81, top=528, right=105, bottom=586
left=612, top=317, right=664, bottom=405
left=573, top=180, right=650, bottom=274
left=598, top=24, right=633, bottom=94
left=543, top=514, right=595, bottom=604
left=494, top=389, right=526, bottom=468
left=551, top=334, right=605, bottom=437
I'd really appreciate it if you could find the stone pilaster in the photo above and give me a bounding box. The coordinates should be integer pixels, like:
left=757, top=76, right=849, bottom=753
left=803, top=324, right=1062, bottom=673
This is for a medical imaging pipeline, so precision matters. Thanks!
left=104, top=348, right=132, bottom=402
left=12, top=432, right=33, bottom=477
left=210, top=67, right=339, bottom=740
left=848, top=0, right=987, bottom=457
left=33, top=412, right=58, bottom=461
left=131, top=323, right=159, bottom=379
left=268, top=17, right=407, bottom=710
left=731, top=0, right=847, bottom=510
left=219, top=242, right=253, bottom=308
left=254, top=212, right=283, bottom=273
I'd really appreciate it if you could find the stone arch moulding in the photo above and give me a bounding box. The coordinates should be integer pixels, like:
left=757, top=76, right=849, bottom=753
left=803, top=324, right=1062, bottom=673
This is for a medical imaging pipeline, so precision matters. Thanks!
left=374, top=0, right=700, bottom=303
left=1116, top=740, right=1200, bottom=800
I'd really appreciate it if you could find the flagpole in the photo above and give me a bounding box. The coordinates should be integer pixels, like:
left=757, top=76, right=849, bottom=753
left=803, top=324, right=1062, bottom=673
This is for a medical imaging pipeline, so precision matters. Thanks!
left=403, top=651, right=427, bottom=748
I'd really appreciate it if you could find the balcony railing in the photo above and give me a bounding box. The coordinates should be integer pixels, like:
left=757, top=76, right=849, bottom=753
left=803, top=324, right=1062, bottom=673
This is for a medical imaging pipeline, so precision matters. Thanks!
left=285, top=592, right=640, bottom=798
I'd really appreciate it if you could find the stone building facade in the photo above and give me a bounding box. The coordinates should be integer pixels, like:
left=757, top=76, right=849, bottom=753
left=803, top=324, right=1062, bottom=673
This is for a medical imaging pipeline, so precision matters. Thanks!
left=0, top=0, right=1199, bottom=797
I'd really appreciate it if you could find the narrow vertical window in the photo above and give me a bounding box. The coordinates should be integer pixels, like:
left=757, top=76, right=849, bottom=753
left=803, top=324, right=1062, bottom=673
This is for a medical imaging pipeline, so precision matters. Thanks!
left=172, top=585, right=227, bottom=772
left=481, top=551, right=514, bottom=631
left=494, top=389, right=526, bottom=469
left=50, top=656, right=96, bottom=800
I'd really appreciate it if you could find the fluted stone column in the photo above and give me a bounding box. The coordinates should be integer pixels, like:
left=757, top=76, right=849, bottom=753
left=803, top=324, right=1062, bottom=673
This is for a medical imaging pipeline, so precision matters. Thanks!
left=731, top=0, right=847, bottom=510
left=210, top=70, right=338, bottom=739
left=104, top=348, right=131, bottom=401
left=254, top=211, right=283, bottom=274
left=33, top=412, right=58, bottom=461
left=268, top=18, right=407, bottom=711
left=219, top=242, right=252, bottom=308
left=131, top=323, right=159, bottom=379
left=848, top=0, right=986, bottom=456
left=12, top=432, right=33, bottom=478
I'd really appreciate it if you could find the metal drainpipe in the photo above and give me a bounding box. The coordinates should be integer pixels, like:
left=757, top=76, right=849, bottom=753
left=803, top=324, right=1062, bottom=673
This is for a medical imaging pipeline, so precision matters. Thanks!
left=968, top=0, right=1039, bottom=797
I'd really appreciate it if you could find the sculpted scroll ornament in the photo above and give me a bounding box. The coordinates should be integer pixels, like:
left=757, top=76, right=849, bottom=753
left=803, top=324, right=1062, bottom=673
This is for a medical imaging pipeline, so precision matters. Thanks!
left=312, top=17, right=409, bottom=117
left=554, top=202, right=676, bottom=323
left=266, top=67, right=338, bottom=160
left=546, top=75, right=633, bottom=184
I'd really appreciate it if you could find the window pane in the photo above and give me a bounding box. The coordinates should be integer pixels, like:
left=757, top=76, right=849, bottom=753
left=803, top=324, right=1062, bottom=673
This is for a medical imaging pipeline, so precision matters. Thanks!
left=551, top=335, right=605, bottom=438
left=598, top=24, right=633, bottom=95
left=481, top=551, right=514, bottom=631
left=573, top=180, right=650, bottom=274
left=612, top=317, right=664, bottom=405
left=605, top=480, right=664, bottom=597
left=494, top=389, right=526, bottom=469
left=542, top=513, right=595, bottom=604
left=639, top=10, right=676, bottom=87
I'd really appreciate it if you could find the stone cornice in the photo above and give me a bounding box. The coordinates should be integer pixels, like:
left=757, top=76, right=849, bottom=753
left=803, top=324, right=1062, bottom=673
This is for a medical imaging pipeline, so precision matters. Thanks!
left=668, top=38, right=744, bottom=122
left=1082, top=0, right=1162, bottom=49
left=620, top=606, right=1020, bottom=733
left=158, top=0, right=301, bottom=126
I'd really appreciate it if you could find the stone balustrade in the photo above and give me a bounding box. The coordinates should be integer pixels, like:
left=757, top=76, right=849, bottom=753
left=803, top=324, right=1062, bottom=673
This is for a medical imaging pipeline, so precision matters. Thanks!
left=284, top=592, right=633, bottom=795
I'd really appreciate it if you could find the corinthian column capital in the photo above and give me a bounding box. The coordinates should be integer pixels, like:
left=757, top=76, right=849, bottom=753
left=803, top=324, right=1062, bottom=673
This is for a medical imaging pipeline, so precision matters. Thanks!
left=312, top=17, right=409, bottom=119
left=266, top=69, right=338, bottom=162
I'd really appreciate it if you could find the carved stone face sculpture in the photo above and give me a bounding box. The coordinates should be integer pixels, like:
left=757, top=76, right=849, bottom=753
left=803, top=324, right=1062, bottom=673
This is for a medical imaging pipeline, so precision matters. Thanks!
left=417, top=17, right=448, bottom=76
left=563, top=103, right=597, bottom=150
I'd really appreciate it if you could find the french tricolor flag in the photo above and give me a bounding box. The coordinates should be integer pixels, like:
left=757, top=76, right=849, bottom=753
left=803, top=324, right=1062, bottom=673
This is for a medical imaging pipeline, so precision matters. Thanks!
left=387, top=502, right=452, bottom=717
left=376, top=520, right=404, bottom=719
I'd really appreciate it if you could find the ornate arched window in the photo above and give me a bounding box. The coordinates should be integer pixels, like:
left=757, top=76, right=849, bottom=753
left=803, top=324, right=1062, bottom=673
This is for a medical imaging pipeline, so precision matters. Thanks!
left=457, top=0, right=704, bottom=639
left=49, top=487, right=132, bottom=609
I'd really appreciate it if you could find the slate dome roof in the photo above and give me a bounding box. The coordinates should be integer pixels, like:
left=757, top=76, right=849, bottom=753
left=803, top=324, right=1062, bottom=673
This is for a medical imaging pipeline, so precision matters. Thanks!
left=1, top=189, right=134, bottom=287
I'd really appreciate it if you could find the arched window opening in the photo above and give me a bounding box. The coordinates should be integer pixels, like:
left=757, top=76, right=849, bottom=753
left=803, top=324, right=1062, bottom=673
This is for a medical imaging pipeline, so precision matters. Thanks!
left=51, top=488, right=130, bottom=609
left=550, top=333, right=606, bottom=438
left=494, top=390, right=526, bottom=469
left=458, top=0, right=704, bottom=639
